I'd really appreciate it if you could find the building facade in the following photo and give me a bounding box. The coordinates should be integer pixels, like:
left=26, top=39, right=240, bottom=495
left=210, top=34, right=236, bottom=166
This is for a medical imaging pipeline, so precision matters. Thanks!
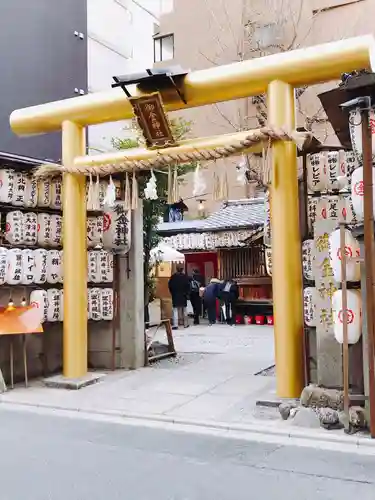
left=0, top=0, right=168, bottom=161
left=155, top=0, right=372, bottom=217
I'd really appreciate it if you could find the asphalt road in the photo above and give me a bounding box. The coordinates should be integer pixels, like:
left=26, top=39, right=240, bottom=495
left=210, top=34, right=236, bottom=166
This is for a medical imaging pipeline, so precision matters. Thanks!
left=0, top=408, right=375, bottom=500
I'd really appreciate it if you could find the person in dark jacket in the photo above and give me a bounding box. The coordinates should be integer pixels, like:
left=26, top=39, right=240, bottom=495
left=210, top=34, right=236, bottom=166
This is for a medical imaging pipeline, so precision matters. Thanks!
left=203, top=278, right=221, bottom=325
left=220, top=277, right=239, bottom=325
left=168, top=264, right=190, bottom=329
left=189, top=269, right=205, bottom=325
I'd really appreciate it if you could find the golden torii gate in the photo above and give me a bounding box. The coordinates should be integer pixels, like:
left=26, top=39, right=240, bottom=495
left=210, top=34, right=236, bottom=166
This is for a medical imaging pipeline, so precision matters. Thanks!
left=10, top=35, right=375, bottom=397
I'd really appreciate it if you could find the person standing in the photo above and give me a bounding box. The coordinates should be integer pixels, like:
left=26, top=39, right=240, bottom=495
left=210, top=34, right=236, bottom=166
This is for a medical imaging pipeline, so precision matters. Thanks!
left=220, top=277, right=239, bottom=325
left=189, top=268, right=205, bottom=325
left=203, top=278, right=221, bottom=326
left=168, top=264, right=190, bottom=329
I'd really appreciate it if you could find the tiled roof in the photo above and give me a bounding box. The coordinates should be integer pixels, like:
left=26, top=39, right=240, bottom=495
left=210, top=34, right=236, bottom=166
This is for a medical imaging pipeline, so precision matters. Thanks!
left=157, top=198, right=265, bottom=235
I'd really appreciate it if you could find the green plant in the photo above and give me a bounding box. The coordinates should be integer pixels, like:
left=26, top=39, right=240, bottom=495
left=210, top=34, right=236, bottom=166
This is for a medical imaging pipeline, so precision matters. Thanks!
left=111, top=117, right=197, bottom=318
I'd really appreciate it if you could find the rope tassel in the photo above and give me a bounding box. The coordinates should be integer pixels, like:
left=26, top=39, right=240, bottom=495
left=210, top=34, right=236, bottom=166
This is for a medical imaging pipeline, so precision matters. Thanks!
left=131, top=170, right=139, bottom=210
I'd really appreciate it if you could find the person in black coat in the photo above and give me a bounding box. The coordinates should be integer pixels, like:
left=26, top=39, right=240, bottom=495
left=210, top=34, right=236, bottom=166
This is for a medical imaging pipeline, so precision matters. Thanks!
left=203, top=278, right=221, bottom=325
left=220, top=277, right=239, bottom=325
left=189, top=269, right=205, bottom=325
left=168, top=264, right=190, bottom=329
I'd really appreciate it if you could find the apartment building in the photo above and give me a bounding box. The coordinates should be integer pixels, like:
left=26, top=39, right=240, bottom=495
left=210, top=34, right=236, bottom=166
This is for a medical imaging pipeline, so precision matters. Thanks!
left=0, top=0, right=168, bottom=161
left=155, top=0, right=371, bottom=217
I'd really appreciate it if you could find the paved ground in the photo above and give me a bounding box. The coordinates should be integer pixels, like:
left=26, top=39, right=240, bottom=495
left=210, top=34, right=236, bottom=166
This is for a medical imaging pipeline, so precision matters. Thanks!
left=0, top=323, right=278, bottom=425
left=1, top=406, right=375, bottom=500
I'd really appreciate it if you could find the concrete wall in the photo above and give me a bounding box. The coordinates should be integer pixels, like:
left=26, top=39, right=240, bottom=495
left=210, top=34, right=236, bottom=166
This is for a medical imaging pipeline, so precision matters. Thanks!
left=0, top=0, right=87, bottom=162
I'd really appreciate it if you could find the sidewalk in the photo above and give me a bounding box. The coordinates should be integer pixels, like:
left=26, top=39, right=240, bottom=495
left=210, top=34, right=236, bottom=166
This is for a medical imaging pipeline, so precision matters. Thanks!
left=0, top=323, right=277, bottom=422
left=1, top=322, right=374, bottom=451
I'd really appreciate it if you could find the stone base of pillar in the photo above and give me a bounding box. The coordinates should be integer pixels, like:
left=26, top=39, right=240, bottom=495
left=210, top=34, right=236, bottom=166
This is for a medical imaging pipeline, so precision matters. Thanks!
left=43, top=372, right=105, bottom=390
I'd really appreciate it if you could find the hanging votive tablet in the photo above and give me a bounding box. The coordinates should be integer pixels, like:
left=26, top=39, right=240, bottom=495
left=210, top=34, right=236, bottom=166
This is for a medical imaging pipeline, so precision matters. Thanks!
left=37, top=213, right=52, bottom=246
left=30, top=289, right=48, bottom=323
left=6, top=248, right=22, bottom=284
left=47, top=288, right=61, bottom=322
left=5, top=211, right=23, bottom=245
left=22, top=212, right=38, bottom=246
left=47, top=250, right=62, bottom=284
left=37, top=179, right=51, bottom=208
left=50, top=177, right=62, bottom=209
left=0, top=169, right=14, bottom=203
left=0, top=248, right=7, bottom=285
left=88, top=288, right=102, bottom=321
left=21, top=249, right=35, bottom=285
left=101, top=288, right=114, bottom=320
left=33, top=249, right=48, bottom=284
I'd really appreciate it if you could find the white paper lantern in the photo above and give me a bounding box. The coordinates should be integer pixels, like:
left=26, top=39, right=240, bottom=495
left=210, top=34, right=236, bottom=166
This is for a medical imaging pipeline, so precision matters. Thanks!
left=37, top=179, right=51, bottom=207
left=87, top=217, right=99, bottom=248
left=303, top=287, right=317, bottom=327
left=33, top=249, right=48, bottom=284
left=302, top=240, right=314, bottom=281
left=265, top=248, right=272, bottom=277
left=59, top=290, right=64, bottom=321
left=49, top=215, right=62, bottom=247
left=345, top=151, right=358, bottom=184
left=307, top=153, right=326, bottom=192
left=0, top=169, right=15, bottom=203
left=326, top=195, right=339, bottom=223
left=326, top=151, right=343, bottom=191
left=316, top=197, right=328, bottom=222
left=22, top=212, right=38, bottom=246
left=351, top=166, right=375, bottom=221
left=5, top=211, right=23, bottom=245
left=37, top=213, right=52, bottom=246
left=0, top=248, right=8, bottom=285
left=58, top=251, right=63, bottom=283
left=101, top=288, right=114, bottom=320
left=50, top=178, right=62, bottom=209
left=332, top=289, right=362, bottom=344
left=21, top=249, right=35, bottom=285
left=338, top=195, right=356, bottom=224
left=12, top=172, right=28, bottom=207
left=88, top=251, right=100, bottom=283
left=102, top=202, right=131, bottom=253
left=6, top=248, right=22, bottom=284
left=98, top=250, right=113, bottom=283
left=47, top=288, right=62, bottom=322
left=307, top=198, right=318, bottom=235
left=25, top=178, right=38, bottom=208
left=47, top=250, right=62, bottom=284
left=98, top=181, right=108, bottom=209
left=329, top=228, right=360, bottom=283
left=349, top=108, right=375, bottom=164
left=30, top=289, right=48, bottom=323
left=88, top=288, right=102, bottom=321
left=264, top=191, right=271, bottom=247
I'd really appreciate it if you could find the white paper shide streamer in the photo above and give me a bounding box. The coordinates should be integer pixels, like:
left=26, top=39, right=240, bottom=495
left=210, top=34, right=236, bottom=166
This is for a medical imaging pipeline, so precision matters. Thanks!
left=192, top=163, right=207, bottom=196
left=144, top=170, right=158, bottom=200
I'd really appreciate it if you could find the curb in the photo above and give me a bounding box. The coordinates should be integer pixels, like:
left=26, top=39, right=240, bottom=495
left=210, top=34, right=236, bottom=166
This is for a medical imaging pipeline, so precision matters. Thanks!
left=0, top=398, right=373, bottom=450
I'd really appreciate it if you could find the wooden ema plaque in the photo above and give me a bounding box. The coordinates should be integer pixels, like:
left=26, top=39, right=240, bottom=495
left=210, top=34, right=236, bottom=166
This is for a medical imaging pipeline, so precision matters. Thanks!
left=129, top=92, right=177, bottom=149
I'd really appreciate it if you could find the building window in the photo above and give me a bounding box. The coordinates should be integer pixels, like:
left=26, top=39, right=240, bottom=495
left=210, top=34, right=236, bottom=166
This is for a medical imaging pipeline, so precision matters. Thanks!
left=154, top=34, right=174, bottom=62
